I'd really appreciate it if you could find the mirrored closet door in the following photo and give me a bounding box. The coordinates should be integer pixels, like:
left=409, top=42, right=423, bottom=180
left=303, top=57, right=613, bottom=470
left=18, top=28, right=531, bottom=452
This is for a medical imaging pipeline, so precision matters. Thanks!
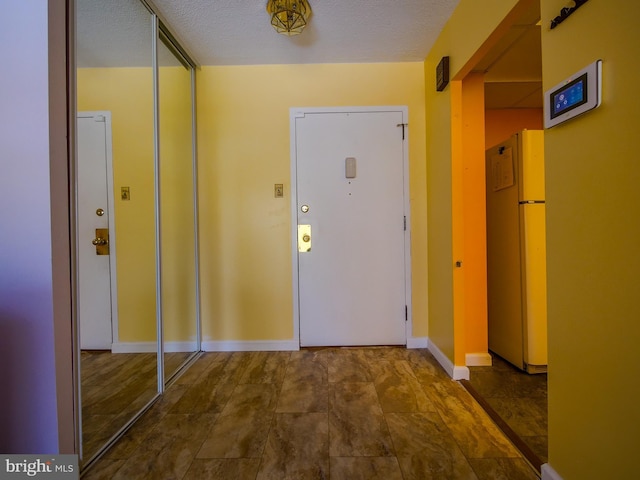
left=157, top=31, right=200, bottom=384
left=75, top=0, right=200, bottom=470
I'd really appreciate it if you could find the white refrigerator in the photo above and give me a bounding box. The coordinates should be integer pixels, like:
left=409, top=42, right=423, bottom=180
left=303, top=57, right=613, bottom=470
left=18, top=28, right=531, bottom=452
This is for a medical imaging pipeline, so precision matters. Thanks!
left=485, top=130, right=547, bottom=373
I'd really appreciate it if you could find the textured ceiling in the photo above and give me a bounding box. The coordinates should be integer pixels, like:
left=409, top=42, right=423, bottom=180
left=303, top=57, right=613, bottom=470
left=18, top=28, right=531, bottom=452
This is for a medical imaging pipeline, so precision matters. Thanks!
left=77, top=0, right=461, bottom=67
left=77, top=0, right=183, bottom=67
left=77, top=0, right=542, bottom=108
left=150, top=0, right=461, bottom=65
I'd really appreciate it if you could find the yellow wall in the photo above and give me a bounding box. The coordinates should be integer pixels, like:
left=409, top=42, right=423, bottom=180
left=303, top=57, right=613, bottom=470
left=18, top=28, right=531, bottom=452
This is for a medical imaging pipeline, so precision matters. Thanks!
left=78, top=68, right=157, bottom=342
left=196, top=62, right=427, bottom=342
left=159, top=66, right=197, bottom=343
left=78, top=67, right=196, bottom=344
left=540, top=0, right=640, bottom=477
left=424, top=0, right=522, bottom=363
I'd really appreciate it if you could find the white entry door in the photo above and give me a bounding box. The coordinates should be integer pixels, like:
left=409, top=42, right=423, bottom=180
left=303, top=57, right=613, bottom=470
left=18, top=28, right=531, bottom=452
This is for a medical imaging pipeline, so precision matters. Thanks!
left=294, top=108, right=410, bottom=346
left=78, top=112, right=115, bottom=350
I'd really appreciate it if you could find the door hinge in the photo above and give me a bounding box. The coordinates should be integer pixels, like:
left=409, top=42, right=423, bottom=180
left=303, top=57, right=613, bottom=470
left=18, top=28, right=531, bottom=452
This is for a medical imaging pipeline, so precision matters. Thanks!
left=403, top=216, right=407, bottom=231
left=405, top=305, right=408, bottom=321
left=396, top=123, right=408, bottom=140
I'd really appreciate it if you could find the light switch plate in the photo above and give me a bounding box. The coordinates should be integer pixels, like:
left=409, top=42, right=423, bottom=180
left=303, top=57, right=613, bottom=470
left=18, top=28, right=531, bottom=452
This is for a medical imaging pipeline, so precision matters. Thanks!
left=274, top=184, right=284, bottom=198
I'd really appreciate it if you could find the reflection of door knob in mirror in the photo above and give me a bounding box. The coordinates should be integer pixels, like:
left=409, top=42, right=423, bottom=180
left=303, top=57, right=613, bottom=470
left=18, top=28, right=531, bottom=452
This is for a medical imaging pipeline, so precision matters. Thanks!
left=92, top=237, right=109, bottom=246
left=301, top=205, right=309, bottom=213
left=302, top=234, right=310, bottom=242
left=93, top=228, right=110, bottom=255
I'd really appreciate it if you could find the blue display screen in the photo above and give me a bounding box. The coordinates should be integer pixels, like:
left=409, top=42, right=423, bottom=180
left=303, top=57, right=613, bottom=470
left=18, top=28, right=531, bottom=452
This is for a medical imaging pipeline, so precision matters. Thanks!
left=550, top=73, right=588, bottom=118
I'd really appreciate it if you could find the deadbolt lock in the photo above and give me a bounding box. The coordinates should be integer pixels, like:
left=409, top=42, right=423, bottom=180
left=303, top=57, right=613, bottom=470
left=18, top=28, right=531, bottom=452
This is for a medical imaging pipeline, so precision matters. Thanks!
left=92, top=228, right=110, bottom=255
left=298, top=225, right=311, bottom=252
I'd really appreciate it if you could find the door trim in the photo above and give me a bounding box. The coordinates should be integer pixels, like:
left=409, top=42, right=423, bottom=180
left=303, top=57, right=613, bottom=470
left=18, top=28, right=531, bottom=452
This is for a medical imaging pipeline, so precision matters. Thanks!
left=289, top=106, right=412, bottom=347
left=78, top=111, right=119, bottom=349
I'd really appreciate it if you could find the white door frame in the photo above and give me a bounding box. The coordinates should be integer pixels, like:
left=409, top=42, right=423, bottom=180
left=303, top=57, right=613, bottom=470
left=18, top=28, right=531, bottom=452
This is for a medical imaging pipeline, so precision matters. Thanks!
left=78, top=111, right=119, bottom=349
left=289, top=106, right=413, bottom=347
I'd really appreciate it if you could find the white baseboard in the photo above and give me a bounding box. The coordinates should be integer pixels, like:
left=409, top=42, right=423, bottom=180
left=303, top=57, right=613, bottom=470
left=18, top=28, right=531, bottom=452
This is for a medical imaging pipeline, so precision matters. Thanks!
left=541, top=464, right=563, bottom=480
left=452, top=365, right=470, bottom=380
left=201, top=339, right=300, bottom=352
left=111, top=341, right=197, bottom=353
left=465, top=352, right=492, bottom=366
left=406, top=336, right=428, bottom=349
left=427, top=339, right=470, bottom=380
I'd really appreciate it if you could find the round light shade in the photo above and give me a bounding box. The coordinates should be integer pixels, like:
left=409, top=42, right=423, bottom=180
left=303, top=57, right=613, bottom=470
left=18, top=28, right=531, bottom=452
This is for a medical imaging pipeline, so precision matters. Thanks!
left=266, top=0, right=312, bottom=36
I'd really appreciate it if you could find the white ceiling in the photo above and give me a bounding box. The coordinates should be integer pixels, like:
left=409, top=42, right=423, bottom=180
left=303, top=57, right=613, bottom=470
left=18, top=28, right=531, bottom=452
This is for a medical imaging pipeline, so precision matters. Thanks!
left=77, top=0, right=461, bottom=67
left=77, top=0, right=152, bottom=67
left=77, top=0, right=542, bottom=107
left=150, top=0, right=462, bottom=66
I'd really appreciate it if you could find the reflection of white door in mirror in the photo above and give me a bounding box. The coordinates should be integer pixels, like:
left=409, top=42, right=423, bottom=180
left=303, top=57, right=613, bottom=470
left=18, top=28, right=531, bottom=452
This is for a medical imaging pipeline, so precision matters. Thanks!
left=78, top=112, right=117, bottom=350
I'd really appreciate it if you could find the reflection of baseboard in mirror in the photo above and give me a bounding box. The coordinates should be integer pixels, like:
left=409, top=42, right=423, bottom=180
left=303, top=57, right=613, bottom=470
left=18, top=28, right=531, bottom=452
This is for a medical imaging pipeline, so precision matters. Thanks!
left=111, top=342, right=198, bottom=353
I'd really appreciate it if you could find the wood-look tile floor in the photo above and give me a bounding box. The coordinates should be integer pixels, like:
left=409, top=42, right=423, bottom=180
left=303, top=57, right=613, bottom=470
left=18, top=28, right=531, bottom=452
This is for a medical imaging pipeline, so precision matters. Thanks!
left=82, top=348, right=539, bottom=480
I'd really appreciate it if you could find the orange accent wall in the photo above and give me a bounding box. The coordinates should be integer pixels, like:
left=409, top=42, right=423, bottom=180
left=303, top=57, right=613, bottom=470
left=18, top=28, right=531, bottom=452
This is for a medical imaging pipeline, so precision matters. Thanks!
left=462, top=73, right=489, bottom=360
left=451, top=73, right=488, bottom=365
left=451, top=80, right=465, bottom=365
left=485, top=108, right=543, bottom=148
left=452, top=73, right=490, bottom=367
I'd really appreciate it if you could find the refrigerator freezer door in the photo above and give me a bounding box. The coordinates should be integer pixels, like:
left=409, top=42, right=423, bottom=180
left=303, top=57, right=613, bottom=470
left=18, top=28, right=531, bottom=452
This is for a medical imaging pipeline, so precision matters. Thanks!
left=520, top=203, right=548, bottom=368
left=519, top=130, right=545, bottom=202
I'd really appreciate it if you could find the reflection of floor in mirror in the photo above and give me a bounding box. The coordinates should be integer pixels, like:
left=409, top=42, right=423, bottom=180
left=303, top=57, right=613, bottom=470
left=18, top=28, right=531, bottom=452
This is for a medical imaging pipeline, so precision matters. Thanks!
left=466, top=353, right=548, bottom=471
left=83, top=348, right=539, bottom=480
left=81, top=351, right=193, bottom=465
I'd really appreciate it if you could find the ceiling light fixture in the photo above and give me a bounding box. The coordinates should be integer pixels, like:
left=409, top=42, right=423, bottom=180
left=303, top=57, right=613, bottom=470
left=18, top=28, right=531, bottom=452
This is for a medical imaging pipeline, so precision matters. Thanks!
left=266, top=0, right=312, bottom=36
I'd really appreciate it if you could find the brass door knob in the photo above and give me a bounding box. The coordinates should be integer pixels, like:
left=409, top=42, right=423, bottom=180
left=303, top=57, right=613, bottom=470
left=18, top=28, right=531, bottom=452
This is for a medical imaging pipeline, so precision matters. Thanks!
left=92, top=237, right=109, bottom=246
left=298, top=224, right=311, bottom=253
